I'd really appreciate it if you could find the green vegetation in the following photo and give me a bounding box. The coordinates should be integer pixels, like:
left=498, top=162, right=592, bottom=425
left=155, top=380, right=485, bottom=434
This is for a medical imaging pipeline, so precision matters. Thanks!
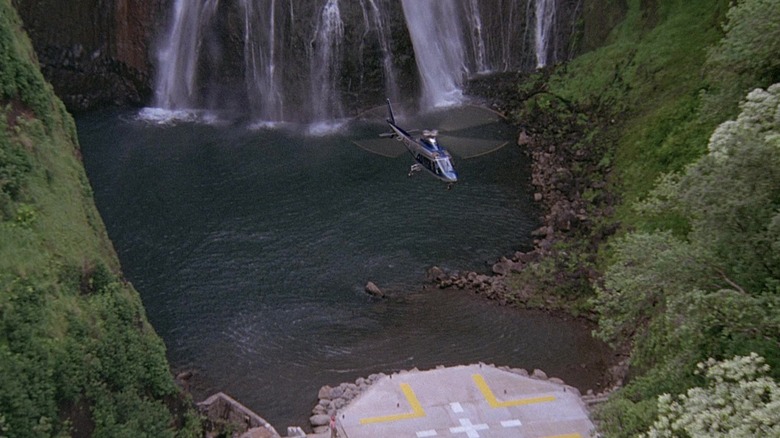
left=0, top=1, right=200, bottom=436
left=642, top=354, right=780, bottom=437
left=504, top=0, right=780, bottom=435
left=594, top=84, right=780, bottom=436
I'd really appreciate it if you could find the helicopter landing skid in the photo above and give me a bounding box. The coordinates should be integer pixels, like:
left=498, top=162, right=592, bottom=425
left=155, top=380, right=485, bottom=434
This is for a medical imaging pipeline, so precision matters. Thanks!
left=408, top=163, right=423, bottom=177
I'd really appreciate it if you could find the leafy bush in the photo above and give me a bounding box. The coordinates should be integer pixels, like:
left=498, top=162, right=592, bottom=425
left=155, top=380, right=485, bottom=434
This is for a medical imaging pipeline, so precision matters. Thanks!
left=701, top=0, right=780, bottom=123
left=642, top=354, right=780, bottom=437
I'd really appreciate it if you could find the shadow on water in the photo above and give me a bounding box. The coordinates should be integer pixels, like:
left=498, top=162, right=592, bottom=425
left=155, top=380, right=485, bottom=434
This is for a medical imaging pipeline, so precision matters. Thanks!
left=76, top=108, right=610, bottom=430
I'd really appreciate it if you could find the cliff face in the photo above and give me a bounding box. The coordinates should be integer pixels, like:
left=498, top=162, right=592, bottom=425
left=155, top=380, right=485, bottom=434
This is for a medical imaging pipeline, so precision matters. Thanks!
left=12, top=0, right=623, bottom=113
left=0, top=1, right=197, bottom=435
left=12, top=0, right=167, bottom=110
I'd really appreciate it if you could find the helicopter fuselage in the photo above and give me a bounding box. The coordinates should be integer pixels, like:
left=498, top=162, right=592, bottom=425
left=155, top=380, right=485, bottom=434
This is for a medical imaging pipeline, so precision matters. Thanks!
left=384, top=100, right=458, bottom=185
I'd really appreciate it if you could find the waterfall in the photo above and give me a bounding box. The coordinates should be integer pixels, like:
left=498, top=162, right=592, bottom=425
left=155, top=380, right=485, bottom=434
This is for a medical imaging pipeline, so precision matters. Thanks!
left=152, top=0, right=218, bottom=110
left=147, top=1, right=580, bottom=123
left=360, top=0, right=400, bottom=103
left=242, top=0, right=284, bottom=121
left=309, top=0, right=345, bottom=122
left=535, top=0, right=556, bottom=68
left=401, top=0, right=466, bottom=108
left=465, top=0, right=489, bottom=74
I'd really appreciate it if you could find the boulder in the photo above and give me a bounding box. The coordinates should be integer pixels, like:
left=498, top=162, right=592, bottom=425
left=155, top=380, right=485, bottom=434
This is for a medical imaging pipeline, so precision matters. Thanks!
left=517, top=130, right=533, bottom=146
left=309, top=414, right=331, bottom=427
left=317, top=385, right=331, bottom=400
left=364, top=281, right=385, bottom=298
left=426, top=266, right=447, bottom=283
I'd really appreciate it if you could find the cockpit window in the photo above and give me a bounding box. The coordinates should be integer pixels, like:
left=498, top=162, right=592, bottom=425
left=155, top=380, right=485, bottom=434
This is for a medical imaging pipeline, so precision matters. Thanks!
left=436, top=157, right=454, bottom=173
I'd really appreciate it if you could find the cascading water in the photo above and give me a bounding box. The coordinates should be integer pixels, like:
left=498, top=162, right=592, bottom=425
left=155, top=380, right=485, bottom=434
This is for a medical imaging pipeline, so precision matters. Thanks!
left=401, top=0, right=466, bottom=108
left=535, top=0, right=556, bottom=68
left=242, top=0, right=284, bottom=122
left=152, top=0, right=219, bottom=110
left=465, top=0, right=489, bottom=74
left=360, top=0, right=400, bottom=104
left=309, top=0, right=344, bottom=122
left=147, top=1, right=580, bottom=122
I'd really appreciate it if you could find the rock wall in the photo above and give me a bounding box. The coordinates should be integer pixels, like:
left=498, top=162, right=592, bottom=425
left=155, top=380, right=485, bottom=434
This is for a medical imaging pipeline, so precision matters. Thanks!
left=12, top=0, right=167, bottom=110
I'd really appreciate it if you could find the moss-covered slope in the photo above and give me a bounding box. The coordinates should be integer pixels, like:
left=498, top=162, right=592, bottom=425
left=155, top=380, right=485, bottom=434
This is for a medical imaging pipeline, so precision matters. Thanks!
left=0, top=1, right=198, bottom=436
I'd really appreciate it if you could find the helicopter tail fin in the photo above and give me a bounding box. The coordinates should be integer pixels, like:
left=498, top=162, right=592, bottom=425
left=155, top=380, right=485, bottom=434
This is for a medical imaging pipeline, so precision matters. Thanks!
left=385, top=98, right=396, bottom=125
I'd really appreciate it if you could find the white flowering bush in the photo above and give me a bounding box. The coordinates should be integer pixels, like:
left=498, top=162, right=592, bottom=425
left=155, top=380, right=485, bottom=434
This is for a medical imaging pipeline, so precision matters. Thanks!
left=643, top=353, right=780, bottom=437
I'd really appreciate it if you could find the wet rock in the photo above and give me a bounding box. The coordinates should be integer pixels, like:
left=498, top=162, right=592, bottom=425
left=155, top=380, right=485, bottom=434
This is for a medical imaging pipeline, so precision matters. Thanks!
left=426, top=266, right=447, bottom=283
left=312, top=425, right=330, bottom=434
left=364, top=281, right=384, bottom=298
left=492, top=260, right=511, bottom=275
left=309, top=414, right=331, bottom=427
left=329, top=385, right=345, bottom=400
left=318, top=385, right=331, bottom=400
left=517, top=130, right=533, bottom=146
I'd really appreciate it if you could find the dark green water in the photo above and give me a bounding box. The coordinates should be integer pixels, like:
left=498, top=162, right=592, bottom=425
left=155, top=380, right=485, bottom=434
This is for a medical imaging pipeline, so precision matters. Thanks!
left=77, top=109, right=610, bottom=431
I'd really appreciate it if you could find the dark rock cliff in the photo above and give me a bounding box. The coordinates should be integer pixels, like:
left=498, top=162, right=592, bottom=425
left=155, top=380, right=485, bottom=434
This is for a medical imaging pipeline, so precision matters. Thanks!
left=12, top=0, right=167, bottom=110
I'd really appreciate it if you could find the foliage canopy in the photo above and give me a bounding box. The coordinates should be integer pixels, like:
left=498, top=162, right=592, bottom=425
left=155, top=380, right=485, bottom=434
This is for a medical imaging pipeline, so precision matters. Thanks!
left=642, top=354, right=780, bottom=437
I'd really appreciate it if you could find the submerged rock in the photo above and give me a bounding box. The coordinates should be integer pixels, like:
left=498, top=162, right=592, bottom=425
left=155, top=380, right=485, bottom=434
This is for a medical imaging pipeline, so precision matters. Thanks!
left=364, top=281, right=385, bottom=298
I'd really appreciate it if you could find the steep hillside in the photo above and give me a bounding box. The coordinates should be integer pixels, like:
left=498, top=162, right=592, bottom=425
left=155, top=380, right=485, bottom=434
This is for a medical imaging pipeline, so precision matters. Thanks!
left=494, top=0, right=779, bottom=436
left=0, top=1, right=198, bottom=436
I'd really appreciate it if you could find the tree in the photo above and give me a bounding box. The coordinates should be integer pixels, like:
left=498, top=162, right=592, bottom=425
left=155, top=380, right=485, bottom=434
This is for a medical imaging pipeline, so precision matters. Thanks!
left=642, top=84, right=780, bottom=293
left=642, top=353, right=780, bottom=437
left=702, top=0, right=780, bottom=122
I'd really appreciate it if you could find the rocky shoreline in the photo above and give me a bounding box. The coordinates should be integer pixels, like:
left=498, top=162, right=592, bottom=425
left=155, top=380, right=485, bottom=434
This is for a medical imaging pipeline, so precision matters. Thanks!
left=427, top=72, right=623, bottom=317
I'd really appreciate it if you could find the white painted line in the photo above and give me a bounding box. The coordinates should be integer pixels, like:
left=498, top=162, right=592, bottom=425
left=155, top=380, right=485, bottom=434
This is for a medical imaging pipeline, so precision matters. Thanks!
left=501, top=419, right=523, bottom=428
left=450, top=402, right=464, bottom=413
left=450, top=418, right=489, bottom=438
left=416, top=430, right=438, bottom=437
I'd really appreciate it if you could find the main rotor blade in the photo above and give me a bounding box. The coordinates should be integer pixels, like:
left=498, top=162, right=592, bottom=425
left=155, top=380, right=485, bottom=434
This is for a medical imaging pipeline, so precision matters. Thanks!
left=425, top=105, right=506, bottom=132
left=438, top=136, right=510, bottom=159
left=352, top=138, right=407, bottom=158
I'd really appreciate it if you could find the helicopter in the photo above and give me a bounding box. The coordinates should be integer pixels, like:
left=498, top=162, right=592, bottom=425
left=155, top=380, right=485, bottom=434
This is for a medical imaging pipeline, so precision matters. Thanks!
left=352, top=99, right=512, bottom=188
left=381, top=99, right=458, bottom=188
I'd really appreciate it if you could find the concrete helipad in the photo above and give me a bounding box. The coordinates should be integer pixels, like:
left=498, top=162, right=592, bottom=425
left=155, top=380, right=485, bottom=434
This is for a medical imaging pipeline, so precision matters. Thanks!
left=334, top=364, right=594, bottom=438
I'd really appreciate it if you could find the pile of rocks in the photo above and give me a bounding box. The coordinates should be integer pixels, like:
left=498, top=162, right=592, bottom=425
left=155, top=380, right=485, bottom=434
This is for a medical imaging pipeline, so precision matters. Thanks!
left=425, top=252, right=540, bottom=304
left=309, top=373, right=386, bottom=433
left=426, top=265, right=510, bottom=303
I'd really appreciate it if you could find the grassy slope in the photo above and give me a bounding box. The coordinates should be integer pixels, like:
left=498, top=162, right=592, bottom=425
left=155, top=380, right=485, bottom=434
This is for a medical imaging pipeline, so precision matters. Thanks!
left=552, top=0, right=729, bottom=228
left=500, top=0, right=730, bottom=314
left=0, top=1, right=198, bottom=436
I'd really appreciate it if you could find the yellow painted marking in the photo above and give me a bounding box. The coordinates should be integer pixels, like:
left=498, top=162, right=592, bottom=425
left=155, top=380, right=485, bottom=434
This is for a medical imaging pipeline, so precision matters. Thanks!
left=359, top=383, right=426, bottom=424
left=472, top=374, right=556, bottom=408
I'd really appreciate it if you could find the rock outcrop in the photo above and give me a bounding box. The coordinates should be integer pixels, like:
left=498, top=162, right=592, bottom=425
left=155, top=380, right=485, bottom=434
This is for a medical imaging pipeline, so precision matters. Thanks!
left=14, top=0, right=168, bottom=110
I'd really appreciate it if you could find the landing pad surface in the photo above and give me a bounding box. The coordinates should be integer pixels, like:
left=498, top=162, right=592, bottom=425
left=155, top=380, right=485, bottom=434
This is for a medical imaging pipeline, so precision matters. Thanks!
left=335, top=364, right=594, bottom=438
